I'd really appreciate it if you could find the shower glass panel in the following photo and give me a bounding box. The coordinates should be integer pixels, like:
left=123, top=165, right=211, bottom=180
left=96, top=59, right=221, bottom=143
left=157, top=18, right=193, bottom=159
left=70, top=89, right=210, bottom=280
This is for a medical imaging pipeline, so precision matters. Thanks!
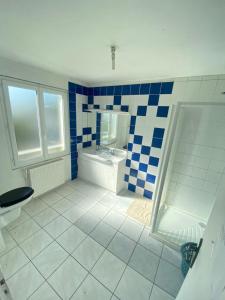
left=153, top=103, right=225, bottom=246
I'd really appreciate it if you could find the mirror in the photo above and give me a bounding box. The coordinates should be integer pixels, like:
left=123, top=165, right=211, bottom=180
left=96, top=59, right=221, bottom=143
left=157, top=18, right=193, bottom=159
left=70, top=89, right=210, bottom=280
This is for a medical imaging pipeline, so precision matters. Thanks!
left=82, top=109, right=130, bottom=150
left=99, top=112, right=129, bottom=149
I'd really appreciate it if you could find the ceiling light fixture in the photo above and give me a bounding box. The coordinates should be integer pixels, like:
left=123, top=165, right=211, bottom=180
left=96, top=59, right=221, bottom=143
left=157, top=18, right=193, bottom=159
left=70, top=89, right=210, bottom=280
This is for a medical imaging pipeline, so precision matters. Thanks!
left=111, top=45, right=116, bottom=70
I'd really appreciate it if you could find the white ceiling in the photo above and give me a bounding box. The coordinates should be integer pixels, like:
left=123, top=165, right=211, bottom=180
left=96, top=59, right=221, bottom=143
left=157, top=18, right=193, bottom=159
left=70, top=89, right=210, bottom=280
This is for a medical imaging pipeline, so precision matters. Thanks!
left=0, top=0, right=225, bottom=85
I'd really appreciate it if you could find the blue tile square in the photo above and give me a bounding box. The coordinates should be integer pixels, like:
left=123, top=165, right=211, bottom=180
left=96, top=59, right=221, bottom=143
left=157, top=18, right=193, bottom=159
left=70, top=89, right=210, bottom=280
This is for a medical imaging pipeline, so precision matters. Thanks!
left=83, top=141, right=92, bottom=148
left=131, top=152, right=140, bottom=161
left=129, top=126, right=135, bottom=134
left=150, top=82, right=161, bottom=94
left=152, top=138, right=163, bottom=148
left=68, top=82, right=76, bottom=94
left=114, top=95, right=122, bottom=105
left=148, top=95, right=159, bottom=106
left=122, top=85, right=131, bottom=95
left=100, top=86, right=107, bottom=96
left=88, top=87, right=94, bottom=96
left=83, top=87, right=88, bottom=96
left=69, top=93, right=75, bottom=103
left=114, top=85, right=122, bottom=95
left=76, top=136, right=83, bottom=143
left=128, top=183, right=136, bottom=192
left=153, top=128, right=165, bottom=139
left=137, top=106, right=147, bottom=116
left=70, top=120, right=76, bottom=129
left=121, top=105, right=129, bottom=112
left=157, top=106, right=169, bottom=118
left=124, top=174, right=129, bottom=182
left=137, top=178, right=145, bottom=188
left=133, top=135, right=143, bottom=144
left=161, top=82, right=174, bottom=94
left=76, top=85, right=83, bottom=94
left=107, top=86, right=114, bottom=95
left=92, top=133, right=96, bottom=140
left=149, top=156, right=159, bottom=167
left=146, top=173, right=156, bottom=183
left=141, top=145, right=151, bottom=155
left=127, top=143, right=133, bottom=151
left=70, top=128, right=76, bottom=138
left=140, top=83, right=150, bottom=95
left=130, top=168, right=138, bottom=177
left=139, top=163, right=148, bottom=172
left=88, top=95, right=94, bottom=104
left=144, top=190, right=153, bottom=199
left=82, top=104, right=88, bottom=111
left=126, top=159, right=131, bottom=167
left=130, top=84, right=140, bottom=95
left=130, top=116, right=136, bottom=126
left=83, top=127, right=92, bottom=135
left=94, top=104, right=100, bottom=109
left=94, top=87, right=100, bottom=96
left=106, top=105, right=113, bottom=110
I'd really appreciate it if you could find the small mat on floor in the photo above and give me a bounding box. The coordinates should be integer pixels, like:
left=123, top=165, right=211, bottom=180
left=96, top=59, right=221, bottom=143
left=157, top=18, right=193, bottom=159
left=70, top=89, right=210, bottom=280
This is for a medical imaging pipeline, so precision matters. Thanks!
left=127, top=198, right=152, bottom=225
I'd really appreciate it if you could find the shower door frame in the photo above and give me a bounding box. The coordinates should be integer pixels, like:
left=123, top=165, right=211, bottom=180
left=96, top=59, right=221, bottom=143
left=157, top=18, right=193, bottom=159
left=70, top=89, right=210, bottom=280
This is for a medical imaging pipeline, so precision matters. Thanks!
left=150, top=101, right=225, bottom=246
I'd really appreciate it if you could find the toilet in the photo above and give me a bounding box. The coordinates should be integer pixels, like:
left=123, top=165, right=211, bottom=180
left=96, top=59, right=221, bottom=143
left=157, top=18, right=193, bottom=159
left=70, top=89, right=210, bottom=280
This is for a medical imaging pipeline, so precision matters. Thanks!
left=0, top=187, right=34, bottom=249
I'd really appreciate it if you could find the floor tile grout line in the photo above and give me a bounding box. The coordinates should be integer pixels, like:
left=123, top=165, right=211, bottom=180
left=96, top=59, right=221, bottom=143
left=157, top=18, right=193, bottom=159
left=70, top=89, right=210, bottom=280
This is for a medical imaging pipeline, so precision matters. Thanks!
left=111, top=224, right=149, bottom=299
left=1, top=181, right=183, bottom=299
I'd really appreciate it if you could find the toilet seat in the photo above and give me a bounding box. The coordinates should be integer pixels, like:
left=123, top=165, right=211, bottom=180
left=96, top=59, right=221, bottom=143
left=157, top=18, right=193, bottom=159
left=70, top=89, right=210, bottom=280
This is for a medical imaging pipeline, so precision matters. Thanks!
left=0, top=187, right=34, bottom=208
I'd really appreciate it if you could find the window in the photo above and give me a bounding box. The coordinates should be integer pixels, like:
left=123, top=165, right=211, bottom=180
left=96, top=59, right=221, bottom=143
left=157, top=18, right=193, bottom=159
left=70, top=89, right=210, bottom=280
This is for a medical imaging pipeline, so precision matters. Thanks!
left=3, top=80, right=69, bottom=168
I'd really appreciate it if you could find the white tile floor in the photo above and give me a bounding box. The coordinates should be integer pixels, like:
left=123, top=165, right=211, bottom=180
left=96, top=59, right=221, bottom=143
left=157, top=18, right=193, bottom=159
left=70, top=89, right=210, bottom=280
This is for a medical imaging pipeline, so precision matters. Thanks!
left=0, top=179, right=184, bottom=300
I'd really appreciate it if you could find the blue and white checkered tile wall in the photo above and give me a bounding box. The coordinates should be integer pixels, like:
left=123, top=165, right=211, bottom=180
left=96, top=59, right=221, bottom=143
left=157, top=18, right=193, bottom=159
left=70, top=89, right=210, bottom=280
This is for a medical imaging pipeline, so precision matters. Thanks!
left=68, top=81, right=174, bottom=199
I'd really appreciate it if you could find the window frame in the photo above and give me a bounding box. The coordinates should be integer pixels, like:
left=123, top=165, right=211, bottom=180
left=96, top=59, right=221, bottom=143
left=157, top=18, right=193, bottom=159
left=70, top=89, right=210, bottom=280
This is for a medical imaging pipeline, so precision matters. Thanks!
left=2, top=79, right=70, bottom=169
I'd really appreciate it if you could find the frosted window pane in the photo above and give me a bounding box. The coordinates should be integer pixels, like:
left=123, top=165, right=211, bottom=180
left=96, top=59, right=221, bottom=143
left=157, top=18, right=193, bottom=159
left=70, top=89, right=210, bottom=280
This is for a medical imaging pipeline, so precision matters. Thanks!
left=8, top=86, right=42, bottom=160
left=43, top=92, right=65, bottom=154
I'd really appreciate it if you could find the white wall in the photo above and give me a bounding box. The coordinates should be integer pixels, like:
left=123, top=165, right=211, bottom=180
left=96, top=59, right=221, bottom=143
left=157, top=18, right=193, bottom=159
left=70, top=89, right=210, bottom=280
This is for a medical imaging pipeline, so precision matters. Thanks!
left=0, top=57, right=85, bottom=194
left=177, top=172, right=225, bottom=300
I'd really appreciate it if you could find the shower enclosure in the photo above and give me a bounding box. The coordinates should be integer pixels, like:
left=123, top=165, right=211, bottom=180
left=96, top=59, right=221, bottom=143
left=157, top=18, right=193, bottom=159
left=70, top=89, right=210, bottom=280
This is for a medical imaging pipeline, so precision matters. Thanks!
left=151, top=102, right=225, bottom=247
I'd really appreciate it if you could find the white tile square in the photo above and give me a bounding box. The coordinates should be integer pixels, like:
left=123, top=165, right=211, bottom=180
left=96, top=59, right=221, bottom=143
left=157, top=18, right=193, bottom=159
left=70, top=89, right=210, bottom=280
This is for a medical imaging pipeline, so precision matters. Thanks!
left=99, top=192, right=119, bottom=209
left=56, top=225, right=87, bottom=253
left=75, top=212, right=101, bottom=234
left=55, top=185, right=74, bottom=197
left=71, top=274, right=112, bottom=300
left=9, top=219, right=40, bottom=243
left=23, top=198, right=48, bottom=216
left=139, top=229, right=163, bottom=256
left=41, top=191, right=63, bottom=206
left=0, top=246, right=29, bottom=279
left=115, top=266, right=153, bottom=300
left=44, top=216, right=71, bottom=238
left=52, top=198, right=75, bottom=214
left=6, top=210, right=30, bottom=231
left=90, top=221, right=116, bottom=247
left=0, top=229, right=17, bottom=257
left=129, top=244, right=160, bottom=281
left=66, top=190, right=87, bottom=205
left=108, top=232, right=136, bottom=263
left=33, top=207, right=59, bottom=227
left=63, top=205, right=86, bottom=223
left=29, top=282, right=61, bottom=300
left=90, top=203, right=109, bottom=219
left=150, top=285, right=175, bottom=300
left=48, top=256, right=87, bottom=300
left=161, top=246, right=182, bottom=268
left=72, top=236, right=104, bottom=270
left=155, top=259, right=184, bottom=297
left=33, top=242, right=68, bottom=278
left=91, top=250, right=126, bottom=292
left=119, top=218, right=144, bottom=241
left=103, top=210, right=125, bottom=230
left=20, top=230, right=53, bottom=259
left=7, top=262, right=44, bottom=300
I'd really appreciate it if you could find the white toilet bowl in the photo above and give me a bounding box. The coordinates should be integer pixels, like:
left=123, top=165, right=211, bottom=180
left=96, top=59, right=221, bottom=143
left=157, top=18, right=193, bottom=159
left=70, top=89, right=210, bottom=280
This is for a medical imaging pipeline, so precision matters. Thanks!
left=0, top=187, right=34, bottom=250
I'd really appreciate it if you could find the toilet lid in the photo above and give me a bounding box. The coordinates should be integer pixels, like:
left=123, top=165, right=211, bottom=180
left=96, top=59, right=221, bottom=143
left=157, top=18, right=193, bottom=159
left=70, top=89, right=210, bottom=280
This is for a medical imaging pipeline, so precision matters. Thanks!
left=0, top=187, right=34, bottom=208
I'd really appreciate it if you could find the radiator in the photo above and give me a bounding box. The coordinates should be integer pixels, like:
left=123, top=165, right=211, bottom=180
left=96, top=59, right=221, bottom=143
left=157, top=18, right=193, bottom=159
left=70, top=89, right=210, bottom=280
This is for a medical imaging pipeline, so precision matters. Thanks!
left=29, top=159, right=66, bottom=197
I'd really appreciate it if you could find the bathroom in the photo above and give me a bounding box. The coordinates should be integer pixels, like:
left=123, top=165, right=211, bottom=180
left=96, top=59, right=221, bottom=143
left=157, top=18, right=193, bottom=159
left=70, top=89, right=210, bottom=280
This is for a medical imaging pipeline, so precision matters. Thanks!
left=0, top=1, right=225, bottom=300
